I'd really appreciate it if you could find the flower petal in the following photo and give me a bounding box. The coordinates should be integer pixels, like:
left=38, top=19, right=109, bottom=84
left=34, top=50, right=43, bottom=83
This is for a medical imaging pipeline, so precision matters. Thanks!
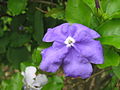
left=74, top=40, right=104, bottom=64
left=73, top=30, right=93, bottom=42
left=43, top=23, right=100, bottom=43
left=63, top=48, right=93, bottom=79
left=25, top=66, right=37, bottom=75
left=40, top=46, right=68, bottom=72
left=22, top=66, right=37, bottom=86
left=43, top=23, right=69, bottom=42
left=71, top=24, right=100, bottom=40
left=52, top=41, right=65, bottom=49
left=32, top=74, right=48, bottom=89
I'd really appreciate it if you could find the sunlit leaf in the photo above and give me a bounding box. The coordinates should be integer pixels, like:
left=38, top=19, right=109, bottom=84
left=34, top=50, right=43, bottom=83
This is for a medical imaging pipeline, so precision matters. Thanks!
left=97, top=19, right=120, bottom=49
left=65, top=0, right=92, bottom=26
left=106, top=0, right=120, bottom=16
left=8, top=0, right=27, bottom=15
left=83, top=0, right=95, bottom=11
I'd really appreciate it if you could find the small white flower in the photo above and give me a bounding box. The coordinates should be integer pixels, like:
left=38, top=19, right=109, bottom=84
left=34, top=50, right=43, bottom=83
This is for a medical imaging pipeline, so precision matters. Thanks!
left=22, top=66, right=37, bottom=87
left=21, top=66, right=48, bottom=90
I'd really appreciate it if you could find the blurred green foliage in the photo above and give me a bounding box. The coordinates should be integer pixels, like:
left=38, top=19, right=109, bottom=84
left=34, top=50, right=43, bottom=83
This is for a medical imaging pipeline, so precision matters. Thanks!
left=0, top=0, right=120, bottom=90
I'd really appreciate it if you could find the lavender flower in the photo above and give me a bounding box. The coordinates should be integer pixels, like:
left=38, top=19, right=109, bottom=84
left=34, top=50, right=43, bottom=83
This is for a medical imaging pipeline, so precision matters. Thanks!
left=40, top=23, right=104, bottom=79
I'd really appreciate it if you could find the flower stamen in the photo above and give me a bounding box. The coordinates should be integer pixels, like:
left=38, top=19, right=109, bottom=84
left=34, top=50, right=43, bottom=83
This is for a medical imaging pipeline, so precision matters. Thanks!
left=64, top=36, right=75, bottom=47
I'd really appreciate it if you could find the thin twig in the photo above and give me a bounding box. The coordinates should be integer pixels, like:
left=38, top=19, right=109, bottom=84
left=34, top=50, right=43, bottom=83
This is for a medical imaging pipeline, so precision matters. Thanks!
left=31, top=0, right=57, bottom=6
left=89, top=77, right=95, bottom=90
left=85, top=68, right=111, bottom=82
left=36, top=7, right=48, bottom=13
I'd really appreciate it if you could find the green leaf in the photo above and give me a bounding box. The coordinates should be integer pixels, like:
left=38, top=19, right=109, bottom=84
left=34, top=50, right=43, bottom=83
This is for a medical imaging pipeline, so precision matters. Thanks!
left=0, top=32, right=10, bottom=53
left=32, top=48, right=42, bottom=65
left=0, top=73, right=23, bottom=90
left=90, top=15, right=100, bottom=28
left=113, top=64, right=120, bottom=79
left=7, top=47, right=31, bottom=68
left=46, top=7, right=65, bottom=20
left=8, top=0, right=27, bottom=16
left=100, top=0, right=120, bottom=18
left=33, top=10, right=44, bottom=44
left=106, top=0, right=120, bottom=16
left=42, top=76, right=64, bottom=90
left=0, top=80, right=10, bottom=90
left=110, top=11, right=120, bottom=19
left=20, top=61, right=35, bottom=71
left=100, top=0, right=110, bottom=13
left=98, top=36, right=120, bottom=49
left=82, top=0, right=95, bottom=11
left=32, top=42, right=52, bottom=65
left=97, top=46, right=120, bottom=68
left=39, top=42, right=52, bottom=49
left=65, top=0, right=92, bottom=26
left=10, top=32, right=31, bottom=47
left=97, top=19, right=120, bottom=49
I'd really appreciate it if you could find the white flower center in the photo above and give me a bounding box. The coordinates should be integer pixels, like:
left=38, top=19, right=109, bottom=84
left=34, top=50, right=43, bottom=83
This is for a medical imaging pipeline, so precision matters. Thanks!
left=64, top=36, right=75, bottom=47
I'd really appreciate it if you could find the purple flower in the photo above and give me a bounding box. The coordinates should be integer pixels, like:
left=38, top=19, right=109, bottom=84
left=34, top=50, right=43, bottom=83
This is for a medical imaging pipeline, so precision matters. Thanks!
left=40, top=23, right=104, bottom=79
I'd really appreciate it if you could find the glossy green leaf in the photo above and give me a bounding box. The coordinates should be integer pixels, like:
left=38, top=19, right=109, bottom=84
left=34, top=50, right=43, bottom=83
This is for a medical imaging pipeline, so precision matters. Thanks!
left=110, top=11, right=120, bottom=19
left=0, top=73, right=23, bottom=90
left=106, top=0, right=120, bottom=16
left=8, top=0, right=27, bottom=16
left=65, top=0, right=92, bottom=26
left=42, top=76, right=64, bottom=90
left=82, top=0, right=95, bottom=11
left=97, top=19, right=120, bottom=49
left=33, top=10, right=44, bottom=44
left=7, top=47, right=31, bottom=68
left=100, top=0, right=110, bottom=12
left=98, top=36, right=120, bottom=49
left=97, top=46, right=120, bottom=68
